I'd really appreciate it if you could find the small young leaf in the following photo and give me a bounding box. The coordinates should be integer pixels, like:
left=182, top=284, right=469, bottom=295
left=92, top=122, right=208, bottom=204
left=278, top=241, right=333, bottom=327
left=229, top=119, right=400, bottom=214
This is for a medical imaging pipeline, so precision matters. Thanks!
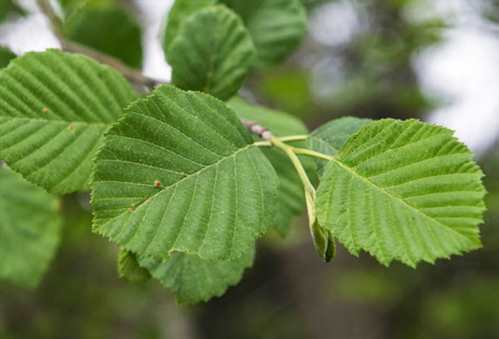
left=117, top=249, right=151, bottom=284
left=139, top=247, right=255, bottom=304
left=163, top=0, right=217, bottom=55
left=228, top=97, right=313, bottom=236
left=311, top=220, right=335, bottom=262
left=0, top=50, right=136, bottom=193
left=309, top=117, right=370, bottom=174
left=92, top=85, right=279, bottom=261
left=0, top=167, right=61, bottom=288
left=0, top=46, right=15, bottom=68
left=221, top=0, right=307, bottom=66
left=316, top=119, right=486, bottom=267
left=63, top=2, right=143, bottom=68
left=167, top=6, right=255, bottom=100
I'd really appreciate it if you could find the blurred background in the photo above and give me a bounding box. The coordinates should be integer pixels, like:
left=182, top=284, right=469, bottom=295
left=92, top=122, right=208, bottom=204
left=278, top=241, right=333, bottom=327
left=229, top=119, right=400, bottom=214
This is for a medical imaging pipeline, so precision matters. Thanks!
left=0, top=0, right=498, bottom=338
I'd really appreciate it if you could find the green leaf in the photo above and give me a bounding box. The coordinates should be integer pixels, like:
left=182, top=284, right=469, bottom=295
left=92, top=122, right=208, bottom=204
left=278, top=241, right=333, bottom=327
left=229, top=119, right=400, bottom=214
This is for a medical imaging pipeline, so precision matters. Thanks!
left=117, top=249, right=151, bottom=283
left=311, top=220, right=335, bottom=262
left=63, top=2, right=143, bottom=68
left=167, top=6, right=255, bottom=100
left=163, top=0, right=216, bottom=54
left=228, top=97, right=312, bottom=236
left=0, top=167, right=61, bottom=288
left=0, top=50, right=136, bottom=193
left=0, top=0, right=25, bottom=23
left=220, top=0, right=307, bottom=66
left=0, top=46, right=15, bottom=68
left=316, top=119, right=486, bottom=267
left=139, top=246, right=255, bottom=304
left=92, top=85, right=279, bottom=261
left=309, top=117, right=370, bottom=174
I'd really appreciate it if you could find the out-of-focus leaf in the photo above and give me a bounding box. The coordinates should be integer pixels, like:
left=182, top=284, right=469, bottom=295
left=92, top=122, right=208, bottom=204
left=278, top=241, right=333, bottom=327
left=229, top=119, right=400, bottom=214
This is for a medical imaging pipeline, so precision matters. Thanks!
left=0, top=167, right=61, bottom=288
left=168, top=6, right=255, bottom=100
left=63, top=1, right=143, bottom=68
left=221, top=0, right=307, bottom=66
left=0, top=0, right=25, bottom=23
left=0, top=46, right=15, bottom=68
left=163, top=0, right=216, bottom=55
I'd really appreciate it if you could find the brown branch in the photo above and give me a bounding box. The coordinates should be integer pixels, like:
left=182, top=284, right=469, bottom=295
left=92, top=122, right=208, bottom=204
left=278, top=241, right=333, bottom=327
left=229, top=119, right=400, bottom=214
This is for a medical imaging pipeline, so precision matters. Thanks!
left=36, top=0, right=164, bottom=90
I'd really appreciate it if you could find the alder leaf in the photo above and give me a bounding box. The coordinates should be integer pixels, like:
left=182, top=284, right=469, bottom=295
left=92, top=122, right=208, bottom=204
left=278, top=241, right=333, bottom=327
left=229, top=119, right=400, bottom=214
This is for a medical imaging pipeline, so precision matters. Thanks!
left=139, top=247, right=255, bottom=304
left=0, top=50, right=136, bottom=193
left=92, top=85, right=279, bottom=261
left=0, top=167, right=61, bottom=288
left=163, top=0, right=216, bottom=55
left=63, top=2, right=143, bottom=68
left=316, top=119, right=486, bottom=267
left=309, top=117, right=370, bottom=174
left=117, top=249, right=151, bottom=284
left=221, top=0, right=307, bottom=66
left=167, top=6, right=256, bottom=100
left=228, top=97, right=313, bottom=236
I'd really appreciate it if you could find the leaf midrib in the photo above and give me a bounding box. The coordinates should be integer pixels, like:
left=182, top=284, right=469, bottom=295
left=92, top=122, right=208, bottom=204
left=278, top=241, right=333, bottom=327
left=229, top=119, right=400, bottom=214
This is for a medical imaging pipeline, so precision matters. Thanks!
left=96, top=143, right=258, bottom=226
left=331, top=157, right=476, bottom=243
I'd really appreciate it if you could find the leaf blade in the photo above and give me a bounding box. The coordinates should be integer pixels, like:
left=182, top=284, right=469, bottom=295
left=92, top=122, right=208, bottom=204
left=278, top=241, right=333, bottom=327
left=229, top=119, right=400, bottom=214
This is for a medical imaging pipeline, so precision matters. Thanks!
left=0, top=50, right=136, bottom=193
left=139, top=247, right=255, bottom=304
left=167, top=6, right=256, bottom=100
left=0, top=167, right=61, bottom=288
left=92, top=85, right=279, bottom=261
left=316, top=119, right=486, bottom=267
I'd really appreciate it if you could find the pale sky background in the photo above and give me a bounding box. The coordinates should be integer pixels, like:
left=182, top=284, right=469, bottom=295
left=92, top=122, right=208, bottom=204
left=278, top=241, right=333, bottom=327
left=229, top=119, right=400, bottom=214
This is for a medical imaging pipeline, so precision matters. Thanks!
left=1, top=0, right=498, bottom=155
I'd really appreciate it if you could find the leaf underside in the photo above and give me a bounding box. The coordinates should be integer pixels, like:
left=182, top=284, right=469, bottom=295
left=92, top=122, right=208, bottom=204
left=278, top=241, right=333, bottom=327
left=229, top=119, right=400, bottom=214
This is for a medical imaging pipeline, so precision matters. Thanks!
left=139, top=246, right=255, bottom=304
left=316, top=119, right=486, bottom=267
left=0, top=50, right=136, bottom=193
left=0, top=167, right=61, bottom=288
left=92, top=85, right=279, bottom=262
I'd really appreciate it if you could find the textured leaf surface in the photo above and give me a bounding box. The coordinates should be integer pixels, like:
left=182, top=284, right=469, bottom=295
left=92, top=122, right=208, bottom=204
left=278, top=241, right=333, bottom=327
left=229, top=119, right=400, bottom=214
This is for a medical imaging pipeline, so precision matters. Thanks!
left=163, top=0, right=216, bottom=55
left=228, top=97, right=312, bottom=235
left=309, top=117, right=370, bottom=174
left=63, top=2, right=143, bottom=68
left=0, top=167, right=61, bottom=288
left=92, top=85, right=279, bottom=261
left=0, top=50, right=136, bottom=193
left=118, top=249, right=151, bottom=283
left=168, top=6, right=255, bottom=100
left=139, top=247, right=255, bottom=304
left=221, top=0, right=307, bottom=66
left=0, top=46, right=15, bottom=68
left=316, top=119, right=486, bottom=267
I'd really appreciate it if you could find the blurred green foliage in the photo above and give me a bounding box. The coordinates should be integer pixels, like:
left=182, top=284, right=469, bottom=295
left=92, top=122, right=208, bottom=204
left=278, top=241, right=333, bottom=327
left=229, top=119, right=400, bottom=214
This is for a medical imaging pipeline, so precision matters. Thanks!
left=60, top=0, right=143, bottom=68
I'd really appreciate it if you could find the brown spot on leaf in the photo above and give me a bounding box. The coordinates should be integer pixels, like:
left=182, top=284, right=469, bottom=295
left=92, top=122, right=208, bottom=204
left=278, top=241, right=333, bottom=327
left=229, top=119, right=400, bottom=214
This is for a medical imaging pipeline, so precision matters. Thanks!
left=154, top=180, right=161, bottom=188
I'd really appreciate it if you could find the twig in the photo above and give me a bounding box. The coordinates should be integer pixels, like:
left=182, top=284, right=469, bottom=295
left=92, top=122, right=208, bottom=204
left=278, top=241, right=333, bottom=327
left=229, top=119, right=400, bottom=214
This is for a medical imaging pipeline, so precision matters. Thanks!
left=241, top=119, right=273, bottom=140
left=36, top=0, right=163, bottom=90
